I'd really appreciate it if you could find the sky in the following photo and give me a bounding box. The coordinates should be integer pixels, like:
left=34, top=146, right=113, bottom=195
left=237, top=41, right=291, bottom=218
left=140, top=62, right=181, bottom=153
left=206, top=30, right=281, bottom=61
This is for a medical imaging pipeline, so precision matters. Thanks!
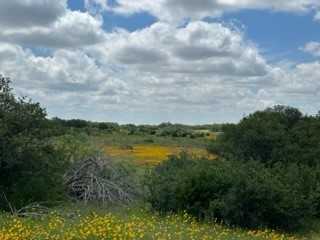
left=0, top=0, right=320, bottom=124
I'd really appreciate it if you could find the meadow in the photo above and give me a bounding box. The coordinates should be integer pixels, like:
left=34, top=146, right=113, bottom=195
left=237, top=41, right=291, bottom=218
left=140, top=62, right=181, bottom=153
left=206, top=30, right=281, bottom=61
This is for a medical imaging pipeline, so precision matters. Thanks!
left=104, top=144, right=216, bottom=165
left=0, top=205, right=308, bottom=240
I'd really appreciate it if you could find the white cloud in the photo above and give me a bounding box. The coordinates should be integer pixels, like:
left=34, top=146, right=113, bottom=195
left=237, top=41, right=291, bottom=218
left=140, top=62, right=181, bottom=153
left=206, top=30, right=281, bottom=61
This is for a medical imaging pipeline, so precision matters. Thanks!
left=282, top=62, right=320, bottom=95
left=301, top=41, right=320, bottom=57
left=88, top=0, right=320, bottom=23
left=1, top=20, right=276, bottom=122
left=0, top=11, right=106, bottom=49
left=93, top=21, right=269, bottom=77
left=85, top=21, right=320, bottom=119
left=0, top=0, right=67, bottom=28
left=315, top=11, right=320, bottom=21
left=0, top=1, right=107, bottom=49
left=0, top=43, right=128, bottom=119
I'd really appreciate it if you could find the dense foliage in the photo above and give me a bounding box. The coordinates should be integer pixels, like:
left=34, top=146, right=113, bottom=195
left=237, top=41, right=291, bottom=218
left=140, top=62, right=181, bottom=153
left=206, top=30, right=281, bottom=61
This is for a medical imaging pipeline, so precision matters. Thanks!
left=147, top=106, right=320, bottom=231
left=146, top=154, right=320, bottom=230
left=0, top=76, right=67, bottom=210
left=209, top=106, right=320, bottom=166
left=49, top=118, right=220, bottom=138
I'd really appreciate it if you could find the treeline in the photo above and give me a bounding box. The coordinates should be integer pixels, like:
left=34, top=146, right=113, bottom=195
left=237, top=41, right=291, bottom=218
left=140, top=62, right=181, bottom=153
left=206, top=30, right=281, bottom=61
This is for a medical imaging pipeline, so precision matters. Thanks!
left=51, top=118, right=223, bottom=138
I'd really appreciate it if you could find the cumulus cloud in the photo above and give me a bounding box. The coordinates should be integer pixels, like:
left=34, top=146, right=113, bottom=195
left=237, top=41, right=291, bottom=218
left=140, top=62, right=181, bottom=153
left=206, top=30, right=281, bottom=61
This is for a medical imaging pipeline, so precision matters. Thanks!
left=0, top=0, right=67, bottom=29
left=0, top=0, right=107, bottom=49
left=0, top=43, right=128, bottom=119
left=87, top=0, right=320, bottom=22
left=302, top=41, right=320, bottom=57
left=83, top=21, right=319, bottom=119
left=0, top=11, right=106, bottom=49
left=1, top=19, right=320, bottom=123
left=0, top=20, right=273, bottom=122
left=283, top=62, right=320, bottom=95
left=93, top=21, right=268, bottom=78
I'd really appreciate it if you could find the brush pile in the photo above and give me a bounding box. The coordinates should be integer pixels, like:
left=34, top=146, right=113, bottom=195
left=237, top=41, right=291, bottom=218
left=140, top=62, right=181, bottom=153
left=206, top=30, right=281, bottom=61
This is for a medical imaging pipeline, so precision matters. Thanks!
left=64, top=156, right=137, bottom=204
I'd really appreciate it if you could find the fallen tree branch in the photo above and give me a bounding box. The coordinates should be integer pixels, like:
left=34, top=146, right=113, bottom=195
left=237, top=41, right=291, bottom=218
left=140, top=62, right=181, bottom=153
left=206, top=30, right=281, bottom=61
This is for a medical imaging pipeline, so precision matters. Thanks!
left=64, top=156, right=138, bottom=204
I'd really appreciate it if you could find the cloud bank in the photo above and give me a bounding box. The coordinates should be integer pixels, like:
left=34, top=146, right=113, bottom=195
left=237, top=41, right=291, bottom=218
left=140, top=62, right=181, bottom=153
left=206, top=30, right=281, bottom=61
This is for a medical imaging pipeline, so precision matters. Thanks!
left=0, top=0, right=319, bottom=123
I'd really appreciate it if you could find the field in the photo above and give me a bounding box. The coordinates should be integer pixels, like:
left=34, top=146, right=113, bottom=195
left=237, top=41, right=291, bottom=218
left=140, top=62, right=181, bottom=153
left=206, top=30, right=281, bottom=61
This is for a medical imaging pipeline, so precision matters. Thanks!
left=77, top=131, right=217, bottom=166
left=104, top=144, right=216, bottom=165
left=0, top=205, right=306, bottom=240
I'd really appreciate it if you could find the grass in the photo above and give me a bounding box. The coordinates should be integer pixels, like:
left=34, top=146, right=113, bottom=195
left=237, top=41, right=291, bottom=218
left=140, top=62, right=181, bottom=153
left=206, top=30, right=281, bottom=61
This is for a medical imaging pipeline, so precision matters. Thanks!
left=53, top=131, right=215, bottom=166
left=0, top=204, right=305, bottom=240
left=77, top=131, right=217, bottom=165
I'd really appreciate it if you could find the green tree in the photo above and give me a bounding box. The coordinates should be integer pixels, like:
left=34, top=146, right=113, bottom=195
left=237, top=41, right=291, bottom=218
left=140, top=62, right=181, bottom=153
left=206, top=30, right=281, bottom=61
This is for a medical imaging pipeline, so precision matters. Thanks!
left=146, top=154, right=320, bottom=230
left=0, top=76, right=67, bottom=210
left=209, top=105, right=320, bottom=166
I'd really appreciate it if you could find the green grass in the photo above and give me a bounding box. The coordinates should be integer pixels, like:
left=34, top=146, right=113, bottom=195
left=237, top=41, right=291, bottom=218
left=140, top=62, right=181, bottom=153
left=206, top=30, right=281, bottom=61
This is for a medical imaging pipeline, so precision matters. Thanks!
left=0, top=204, right=308, bottom=240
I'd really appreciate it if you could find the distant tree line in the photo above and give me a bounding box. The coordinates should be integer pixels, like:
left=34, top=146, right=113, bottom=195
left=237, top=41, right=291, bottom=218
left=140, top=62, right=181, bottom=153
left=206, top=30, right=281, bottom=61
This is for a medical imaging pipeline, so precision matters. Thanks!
left=50, top=118, right=223, bottom=138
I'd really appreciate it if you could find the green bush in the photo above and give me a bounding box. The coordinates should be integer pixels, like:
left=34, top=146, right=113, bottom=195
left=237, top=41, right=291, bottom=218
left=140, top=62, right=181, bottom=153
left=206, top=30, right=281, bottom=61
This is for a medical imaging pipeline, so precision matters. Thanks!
left=0, top=76, right=68, bottom=210
left=208, top=105, right=320, bottom=166
left=52, top=132, right=99, bottom=162
left=218, top=162, right=320, bottom=230
left=146, top=154, right=320, bottom=230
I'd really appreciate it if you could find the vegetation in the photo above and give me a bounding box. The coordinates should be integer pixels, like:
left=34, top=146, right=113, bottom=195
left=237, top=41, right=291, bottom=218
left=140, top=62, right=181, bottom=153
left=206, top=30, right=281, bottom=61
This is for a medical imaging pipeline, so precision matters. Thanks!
left=146, top=154, right=320, bottom=230
left=209, top=106, right=320, bottom=166
left=105, top=144, right=216, bottom=165
left=0, top=76, right=67, bottom=210
left=1, top=76, right=320, bottom=239
left=0, top=204, right=303, bottom=240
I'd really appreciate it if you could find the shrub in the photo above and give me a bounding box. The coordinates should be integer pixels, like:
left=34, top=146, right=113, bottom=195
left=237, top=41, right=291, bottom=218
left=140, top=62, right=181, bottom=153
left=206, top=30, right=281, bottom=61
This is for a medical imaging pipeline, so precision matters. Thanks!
left=98, top=122, right=120, bottom=133
left=52, top=132, right=99, bottom=162
left=145, top=154, right=320, bottom=230
left=208, top=105, right=320, bottom=166
left=157, top=123, right=192, bottom=138
left=217, top=162, right=320, bottom=230
left=0, top=76, right=68, bottom=210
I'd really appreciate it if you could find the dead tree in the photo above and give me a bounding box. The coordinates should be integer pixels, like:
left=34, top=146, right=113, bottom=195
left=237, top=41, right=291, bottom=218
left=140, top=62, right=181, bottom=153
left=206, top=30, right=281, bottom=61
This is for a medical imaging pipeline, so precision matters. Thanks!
left=64, top=156, right=138, bottom=204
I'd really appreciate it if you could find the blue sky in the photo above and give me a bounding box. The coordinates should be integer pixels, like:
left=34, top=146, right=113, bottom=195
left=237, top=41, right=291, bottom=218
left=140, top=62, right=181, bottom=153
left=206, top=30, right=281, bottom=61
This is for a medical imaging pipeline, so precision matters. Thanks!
left=68, top=0, right=320, bottom=64
left=0, top=0, right=320, bottom=123
left=223, top=10, right=320, bottom=63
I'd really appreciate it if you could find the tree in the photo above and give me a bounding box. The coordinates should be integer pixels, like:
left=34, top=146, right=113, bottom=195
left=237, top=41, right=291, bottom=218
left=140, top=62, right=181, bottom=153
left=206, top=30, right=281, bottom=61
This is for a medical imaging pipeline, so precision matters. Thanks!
left=0, top=75, right=67, bottom=210
left=209, top=105, right=320, bottom=166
